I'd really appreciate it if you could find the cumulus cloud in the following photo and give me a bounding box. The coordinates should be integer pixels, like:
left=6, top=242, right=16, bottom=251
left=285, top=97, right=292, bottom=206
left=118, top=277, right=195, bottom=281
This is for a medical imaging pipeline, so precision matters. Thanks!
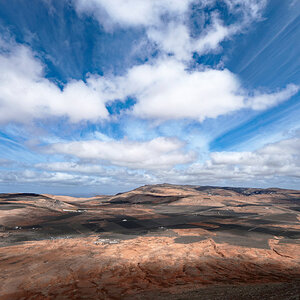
left=147, top=23, right=192, bottom=61
left=189, top=136, right=300, bottom=180
left=25, top=135, right=300, bottom=189
left=45, top=137, right=195, bottom=169
left=124, top=59, right=244, bottom=120
left=0, top=38, right=298, bottom=125
left=69, top=1, right=298, bottom=124
left=0, top=169, right=95, bottom=185
left=0, top=39, right=109, bottom=123
left=0, top=161, right=158, bottom=189
left=1, top=2, right=296, bottom=125
left=96, top=58, right=298, bottom=121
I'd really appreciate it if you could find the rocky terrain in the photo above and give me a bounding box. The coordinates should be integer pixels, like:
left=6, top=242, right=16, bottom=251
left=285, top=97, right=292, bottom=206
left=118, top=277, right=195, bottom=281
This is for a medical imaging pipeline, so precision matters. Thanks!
left=0, top=184, right=299, bottom=299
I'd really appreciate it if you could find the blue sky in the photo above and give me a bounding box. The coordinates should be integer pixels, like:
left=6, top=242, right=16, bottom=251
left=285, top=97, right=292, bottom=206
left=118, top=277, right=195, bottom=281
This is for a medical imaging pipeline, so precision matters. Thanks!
left=0, top=0, right=299, bottom=195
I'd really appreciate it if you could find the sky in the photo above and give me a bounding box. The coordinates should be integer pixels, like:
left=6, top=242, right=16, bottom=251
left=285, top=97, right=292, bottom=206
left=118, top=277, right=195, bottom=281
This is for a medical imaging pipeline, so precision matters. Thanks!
left=0, top=0, right=299, bottom=196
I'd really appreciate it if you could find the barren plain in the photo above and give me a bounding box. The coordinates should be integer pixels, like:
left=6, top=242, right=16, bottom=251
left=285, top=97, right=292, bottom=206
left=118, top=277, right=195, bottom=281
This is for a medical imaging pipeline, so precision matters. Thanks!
left=0, top=184, right=299, bottom=299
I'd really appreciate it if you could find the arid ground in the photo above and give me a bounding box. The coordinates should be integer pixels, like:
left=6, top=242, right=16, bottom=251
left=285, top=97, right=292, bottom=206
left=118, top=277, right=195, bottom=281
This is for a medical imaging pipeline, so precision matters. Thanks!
left=0, top=184, right=299, bottom=299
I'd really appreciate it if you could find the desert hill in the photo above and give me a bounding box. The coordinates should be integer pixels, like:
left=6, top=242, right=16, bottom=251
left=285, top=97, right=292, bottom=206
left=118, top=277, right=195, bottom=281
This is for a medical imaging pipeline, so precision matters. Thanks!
left=0, top=184, right=299, bottom=299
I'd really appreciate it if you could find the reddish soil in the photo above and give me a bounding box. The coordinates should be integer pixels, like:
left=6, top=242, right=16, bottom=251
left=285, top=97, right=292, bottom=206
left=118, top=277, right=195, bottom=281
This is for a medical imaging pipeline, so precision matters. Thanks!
left=0, top=184, right=299, bottom=299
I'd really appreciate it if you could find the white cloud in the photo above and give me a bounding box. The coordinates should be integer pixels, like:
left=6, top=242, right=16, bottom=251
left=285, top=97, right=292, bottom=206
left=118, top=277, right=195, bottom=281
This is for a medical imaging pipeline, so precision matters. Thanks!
left=74, top=0, right=193, bottom=28
left=2, top=0, right=299, bottom=193
left=41, top=134, right=300, bottom=184
left=0, top=39, right=109, bottom=123
left=0, top=169, right=98, bottom=185
left=9, top=135, right=297, bottom=189
left=246, top=84, right=299, bottom=110
left=194, top=17, right=232, bottom=54
left=126, top=59, right=244, bottom=120
left=46, top=137, right=195, bottom=169
left=225, top=0, right=267, bottom=22
left=0, top=39, right=298, bottom=125
left=146, top=13, right=243, bottom=61
left=34, top=161, right=158, bottom=186
left=147, top=23, right=192, bottom=61
left=1, top=2, right=292, bottom=125
left=100, top=58, right=298, bottom=121
left=32, top=162, right=150, bottom=187
left=35, top=162, right=105, bottom=174
left=74, top=0, right=268, bottom=61
left=71, top=0, right=298, bottom=124
left=189, top=136, right=300, bottom=180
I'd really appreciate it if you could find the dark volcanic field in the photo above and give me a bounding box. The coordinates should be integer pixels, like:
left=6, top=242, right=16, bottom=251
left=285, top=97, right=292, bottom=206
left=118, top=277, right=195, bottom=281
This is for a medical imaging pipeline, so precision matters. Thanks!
left=0, top=184, right=299, bottom=299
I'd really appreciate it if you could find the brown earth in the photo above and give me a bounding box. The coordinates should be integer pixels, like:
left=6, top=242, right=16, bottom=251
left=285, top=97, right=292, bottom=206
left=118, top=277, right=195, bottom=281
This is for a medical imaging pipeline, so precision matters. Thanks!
left=0, top=184, right=299, bottom=299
